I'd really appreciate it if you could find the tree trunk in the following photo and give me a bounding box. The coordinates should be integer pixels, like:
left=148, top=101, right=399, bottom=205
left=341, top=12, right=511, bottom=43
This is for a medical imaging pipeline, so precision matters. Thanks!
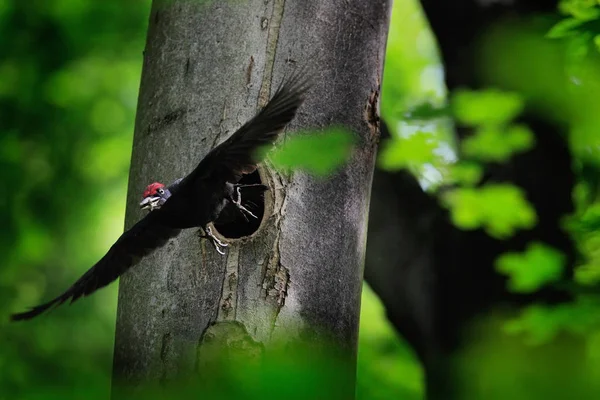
left=112, top=0, right=391, bottom=398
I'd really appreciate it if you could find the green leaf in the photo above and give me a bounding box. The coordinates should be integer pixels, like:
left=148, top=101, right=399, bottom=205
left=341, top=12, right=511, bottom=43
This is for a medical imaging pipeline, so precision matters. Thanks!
left=461, top=123, right=535, bottom=162
left=567, top=202, right=600, bottom=234
left=442, top=183, right=537, bottom=238
left=547, top=17, right=586, bottom=39
left=447, top=161, right=483, bottom=186
left=402, top=102, right=450, bottom=121
left=451, top=89, right=525, bottom=126
left=263, top=127, right=356, bottom=177
left=559, top=0, right=600, bottom=20
left=496, top=242, right=566, bottom=293
left=378, top=131, right=440, bottom=170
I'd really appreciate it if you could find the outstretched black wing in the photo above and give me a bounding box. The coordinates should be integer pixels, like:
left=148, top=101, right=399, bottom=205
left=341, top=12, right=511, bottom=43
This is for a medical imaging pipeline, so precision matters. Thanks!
left=11, top=212, right=180, bottom=321
left=186, top=68, right=312, bottom=185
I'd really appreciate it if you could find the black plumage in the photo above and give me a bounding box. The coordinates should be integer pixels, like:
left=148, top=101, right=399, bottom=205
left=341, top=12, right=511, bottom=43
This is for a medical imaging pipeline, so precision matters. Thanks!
left=11, top=70, right=310, bottom=321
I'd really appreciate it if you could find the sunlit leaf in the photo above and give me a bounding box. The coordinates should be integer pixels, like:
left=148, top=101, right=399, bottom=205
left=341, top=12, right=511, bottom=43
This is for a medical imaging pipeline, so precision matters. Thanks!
left=263, top=128, right=355, bottom=177
left=402, top=102, right=450, bottom=121
left=378, top=131, right=440, bottom=170
left=496, top=242, right=566, bottom=293
left=451, top=89, right=525, bottom=126
left=559, top=0, right=600, bottom=20
left=442, top=183, right=537, bottom=238
left=447, top=161, right=483, bottom=186
left=547, top=17, right=586, bottom=38
left=461, top=123, right=535, bottom=162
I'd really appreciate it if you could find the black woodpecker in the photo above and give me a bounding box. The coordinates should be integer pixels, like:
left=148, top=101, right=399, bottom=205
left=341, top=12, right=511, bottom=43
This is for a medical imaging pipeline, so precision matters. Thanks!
left=10, top=70, right=311, bottom=321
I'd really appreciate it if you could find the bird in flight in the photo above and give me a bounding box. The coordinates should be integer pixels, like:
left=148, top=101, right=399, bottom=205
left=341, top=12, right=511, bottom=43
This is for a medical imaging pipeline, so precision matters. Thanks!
left=11, top=69, right=311, bottom=321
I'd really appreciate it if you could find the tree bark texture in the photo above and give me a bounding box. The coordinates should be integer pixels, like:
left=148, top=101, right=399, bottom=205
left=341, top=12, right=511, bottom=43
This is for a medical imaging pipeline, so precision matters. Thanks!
left=113, top=0, right=391, bottom=397
left=365, top=0, right=581, bottom=398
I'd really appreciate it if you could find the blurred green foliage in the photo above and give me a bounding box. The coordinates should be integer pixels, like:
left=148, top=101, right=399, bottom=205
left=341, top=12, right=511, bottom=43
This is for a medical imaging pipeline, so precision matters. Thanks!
left=357, top=285, right=423, bottom=400
left=442, top=184, right=538, bottom=239
left=548, top=0, right=600, bottom=54
left=0, top=0, right=149, bottom=398
left=496, top=242, right=566, bottom=293
left=260, top=127, right=356, bottom=177
left=453, top=313, right=596, bottom=400
left=461, top=123, right=534, bottom=162
left=476, top=13, right=600, bottom=360
left=452, top=89, right=535, bottom=163
left=109, top=316, right=419, bottom=400
left=451, top=88, right=524, bottom=126
left=504, top=295, right=600, bottom=345
left=376, top=0, right=600, bottom=397
left=378, top=130, right=439, bottom=170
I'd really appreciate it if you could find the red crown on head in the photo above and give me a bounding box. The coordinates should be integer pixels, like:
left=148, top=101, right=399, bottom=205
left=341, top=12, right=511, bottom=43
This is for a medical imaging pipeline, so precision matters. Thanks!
left=143, top=182, right=165, bottom=198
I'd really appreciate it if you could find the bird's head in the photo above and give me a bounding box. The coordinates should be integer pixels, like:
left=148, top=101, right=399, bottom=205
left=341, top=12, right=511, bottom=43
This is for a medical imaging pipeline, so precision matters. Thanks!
left=140, top=182, right=171, bottom=211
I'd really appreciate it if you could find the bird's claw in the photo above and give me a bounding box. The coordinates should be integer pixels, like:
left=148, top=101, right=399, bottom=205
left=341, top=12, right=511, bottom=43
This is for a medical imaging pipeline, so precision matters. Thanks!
left=205, top=226, right=228, bottom=255
left=214, top=243, right=226, bottom=255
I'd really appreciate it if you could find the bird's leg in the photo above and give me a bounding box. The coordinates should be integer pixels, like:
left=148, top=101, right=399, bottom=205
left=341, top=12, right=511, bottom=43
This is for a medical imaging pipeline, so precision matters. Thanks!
left=200, top=225, right=228, bottom=255
left=231, top=185, right=259, bottom=219
left=235, top=200, right=250, bottom=223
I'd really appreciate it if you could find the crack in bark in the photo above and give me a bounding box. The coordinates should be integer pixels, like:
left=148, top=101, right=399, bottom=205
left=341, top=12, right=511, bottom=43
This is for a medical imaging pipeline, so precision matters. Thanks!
left=217, top=245, right=240, bottom=321
left=207, top=100, right=229, bottom=151
left=245, top=55, right=255, bottom=87
left=258, top=0, right=286, bottom=107
left=209, top=127, right=222, bottom=151
left=184, top=57, right=191, bottom=77
left=263, top=238, right=290, bottom=308
left=260, top=167, right=290, bottom=336
left=159, top=332, right=173, bottom=384
left=364, top=85, right=381, bottom=145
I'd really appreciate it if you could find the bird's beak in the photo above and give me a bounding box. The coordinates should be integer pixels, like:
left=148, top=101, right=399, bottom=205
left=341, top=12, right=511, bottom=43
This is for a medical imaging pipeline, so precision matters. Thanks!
left=140, top=196, right=161, bottom=211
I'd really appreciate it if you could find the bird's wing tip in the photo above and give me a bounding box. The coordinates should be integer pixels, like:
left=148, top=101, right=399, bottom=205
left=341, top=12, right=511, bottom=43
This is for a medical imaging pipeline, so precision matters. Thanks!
left=9, top=296, right=67, bottom=322
left=10, top=309, right=41, bottom=322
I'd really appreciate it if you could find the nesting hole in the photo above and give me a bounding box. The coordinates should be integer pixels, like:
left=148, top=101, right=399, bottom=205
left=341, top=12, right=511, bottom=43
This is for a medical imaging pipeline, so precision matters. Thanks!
left=213, top=170, right=266, bottom=239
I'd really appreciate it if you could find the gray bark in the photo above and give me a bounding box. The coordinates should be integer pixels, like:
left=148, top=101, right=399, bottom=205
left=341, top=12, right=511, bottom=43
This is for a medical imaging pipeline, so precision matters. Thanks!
left=112, top=0, right=391, bottom=397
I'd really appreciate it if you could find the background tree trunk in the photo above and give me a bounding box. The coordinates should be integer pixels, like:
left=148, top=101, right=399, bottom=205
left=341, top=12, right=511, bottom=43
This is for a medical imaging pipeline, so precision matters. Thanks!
left=365, top=0, right=584, bottom=398
left=112, top=0, right=391, bottom=397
